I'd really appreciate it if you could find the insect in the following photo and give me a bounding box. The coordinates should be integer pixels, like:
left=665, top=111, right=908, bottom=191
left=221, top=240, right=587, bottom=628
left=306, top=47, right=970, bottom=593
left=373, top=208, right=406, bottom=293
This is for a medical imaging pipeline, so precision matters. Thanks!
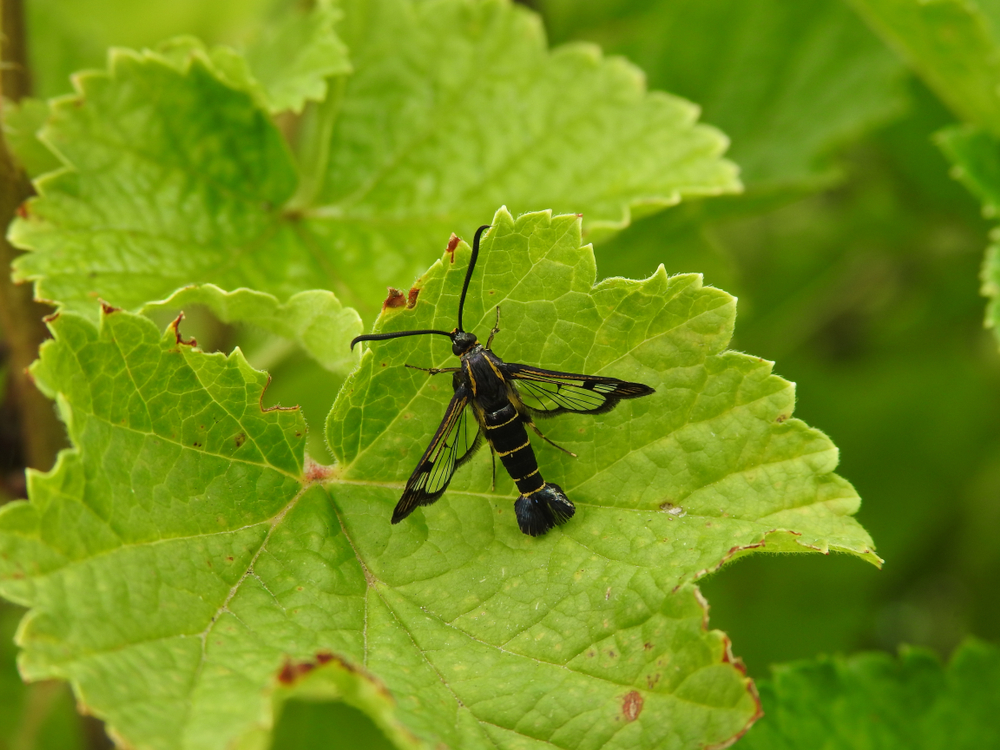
left=350, top=225, right=655, bottom=536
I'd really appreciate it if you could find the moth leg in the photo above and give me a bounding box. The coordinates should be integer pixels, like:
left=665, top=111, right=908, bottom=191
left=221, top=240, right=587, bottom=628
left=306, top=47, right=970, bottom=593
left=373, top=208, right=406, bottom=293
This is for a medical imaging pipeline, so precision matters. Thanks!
left=405, top=364, right=461, bottom=375
left=526, top=419, right=577, bottom=458
left=486, top=306, right=501, bottom=349
left=490, top=446, right=497, bottom=491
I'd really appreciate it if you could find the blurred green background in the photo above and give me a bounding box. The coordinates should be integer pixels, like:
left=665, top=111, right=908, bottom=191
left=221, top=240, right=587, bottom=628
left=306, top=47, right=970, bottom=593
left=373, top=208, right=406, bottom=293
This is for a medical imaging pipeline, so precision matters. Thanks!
left=2, top=0, right=999, bottom=747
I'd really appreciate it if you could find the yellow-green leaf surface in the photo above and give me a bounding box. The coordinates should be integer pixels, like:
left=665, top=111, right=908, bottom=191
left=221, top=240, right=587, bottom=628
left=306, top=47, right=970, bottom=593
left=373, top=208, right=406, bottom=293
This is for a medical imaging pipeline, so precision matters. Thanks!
left=739, top=640, right=1000, bottom=749
left=0, top=209, right=876, bottom=750
left=156, top=0, right=351, bottom=116
left=11, top=0, right=738, bottom=323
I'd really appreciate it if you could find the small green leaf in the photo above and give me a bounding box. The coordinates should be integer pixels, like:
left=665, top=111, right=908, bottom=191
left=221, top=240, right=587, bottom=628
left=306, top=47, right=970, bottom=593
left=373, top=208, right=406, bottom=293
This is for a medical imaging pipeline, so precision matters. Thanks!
left=146, top=285, right=363, bottom=375
left=242, top=1, right=351, bottom=113
left=739, top=640, right=1000, bottom=749
left=0, top=210, right=875, bottom=750
left=11, top=0, right=738, bottom=321
left=156, top=1, right=351, bottom=115
left=847, top=0, right=1000, bottom=136
left=937, top=125, right=1000, bottom=342
left=0, top=98, right=62, bottom=178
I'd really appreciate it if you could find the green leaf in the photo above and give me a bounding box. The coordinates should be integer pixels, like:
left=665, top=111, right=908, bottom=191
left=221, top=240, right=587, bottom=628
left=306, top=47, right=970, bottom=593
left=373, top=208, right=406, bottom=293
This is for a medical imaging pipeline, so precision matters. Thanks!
left=0, top=98, right=62, bottom=179
left=847, top=0, right=1000, bottom=136
left=937, top=125, right=1000, bottom=342
left=12, top=0, right=738, bottom=321
left=145, top=285, right=363, bottom=375
left=12, top=49, right=302, bottom=320
left=241, top=1, right=351, bottom=113
left=156, top=1, right=351, bottom=115
left=0, top=209, right=875, bottom=750
left=738, top=640, right=1000, bottom=749
left=537, top=0, right=906, bottom=197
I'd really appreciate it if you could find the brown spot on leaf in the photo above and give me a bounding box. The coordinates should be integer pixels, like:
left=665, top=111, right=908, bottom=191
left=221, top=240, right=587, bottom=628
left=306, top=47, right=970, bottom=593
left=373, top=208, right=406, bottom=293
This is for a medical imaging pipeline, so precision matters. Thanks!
left=646, top=673, right=660, bottom=689
left=445, top=233, right=460, bottom=261
left=407, top=287, right=420, bottom=308
left=100, top=301, right=121, bottom=315
left=235, top=433, right=246, bottom=448
left=170, top=313, right=197, bottom=347
left=15, top=203, right=29, bottom=219
left=622, top=691, right=643, bottom=722
left=226, top=556, right=234, bottom=563
left=775, top=413, right=789, bottom=423
left=304, top=458, right=334, bottom=482
left=277, top=659, right=297, bottom=685
left=259, top=374, right=300, bottom=413
left=382, top=288, right=406, bottom=310
left=643, top=642, right=653, bottom=651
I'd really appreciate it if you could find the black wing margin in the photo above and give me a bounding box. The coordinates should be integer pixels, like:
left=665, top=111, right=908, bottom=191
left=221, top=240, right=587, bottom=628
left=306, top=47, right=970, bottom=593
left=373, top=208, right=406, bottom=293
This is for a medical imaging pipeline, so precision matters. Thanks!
left=503, top=363, right=655, bottom=417
left=392, top=384, right=483, bottom=523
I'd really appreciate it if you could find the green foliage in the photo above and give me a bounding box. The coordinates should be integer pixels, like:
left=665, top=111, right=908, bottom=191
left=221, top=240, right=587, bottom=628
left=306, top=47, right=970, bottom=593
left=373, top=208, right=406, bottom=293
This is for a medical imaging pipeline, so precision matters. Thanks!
left=538, top=0, right=906, bottom=198
left=740, top=640, right=1000, bottom=749
left=937, top=126, right=1000, bottom=336
left=846, top=0, right=1000, bottom=344
left=848, top=0, right=1000, bottom=135
left=10, top=0, right=738, bottom=323
left=0, top=99, right=61, bottom=179
left=17, top=0, right=1000, bottom=747
left=0, top=204, right=876, bottom=748
left=156, top=3, right=351, bottom=115
left=24, top=0, right=278, bottom=98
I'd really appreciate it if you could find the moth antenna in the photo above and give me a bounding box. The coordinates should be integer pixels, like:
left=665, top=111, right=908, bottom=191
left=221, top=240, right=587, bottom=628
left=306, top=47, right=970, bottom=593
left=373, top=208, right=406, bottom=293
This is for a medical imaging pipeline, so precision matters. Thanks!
left=350, top=329, right=452, bottom=351
left=457, top=224, right=492, bottom=332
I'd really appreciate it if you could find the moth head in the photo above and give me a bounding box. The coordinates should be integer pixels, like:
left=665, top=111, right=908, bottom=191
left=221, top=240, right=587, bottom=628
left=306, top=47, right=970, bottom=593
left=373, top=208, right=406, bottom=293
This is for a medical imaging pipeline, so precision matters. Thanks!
left=451, top=330, right=478, bottom=356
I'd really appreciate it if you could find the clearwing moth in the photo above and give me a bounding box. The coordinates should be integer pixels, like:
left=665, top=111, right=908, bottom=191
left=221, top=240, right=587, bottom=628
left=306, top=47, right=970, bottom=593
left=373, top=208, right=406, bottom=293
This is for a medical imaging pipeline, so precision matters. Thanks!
left=351, top=225, right=655, bottom=536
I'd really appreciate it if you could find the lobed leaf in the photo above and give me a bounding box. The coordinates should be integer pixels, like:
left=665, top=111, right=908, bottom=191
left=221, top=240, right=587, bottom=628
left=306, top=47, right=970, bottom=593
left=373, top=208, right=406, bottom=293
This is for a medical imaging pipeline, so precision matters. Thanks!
left=0, top=209, right=876, bottom=750
left=10, top=0, right=738, bottom=322
left=739, top=640, right=1000, bottom=749
left=145, top=285, right=363, bottom=375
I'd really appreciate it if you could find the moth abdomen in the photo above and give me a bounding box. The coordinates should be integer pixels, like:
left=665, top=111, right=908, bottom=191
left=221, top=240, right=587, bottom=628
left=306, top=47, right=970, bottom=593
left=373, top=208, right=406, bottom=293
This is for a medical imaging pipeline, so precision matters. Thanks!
left=485, top=403, right=544, bottom=495
left=514, top=484, right=575, bottom=537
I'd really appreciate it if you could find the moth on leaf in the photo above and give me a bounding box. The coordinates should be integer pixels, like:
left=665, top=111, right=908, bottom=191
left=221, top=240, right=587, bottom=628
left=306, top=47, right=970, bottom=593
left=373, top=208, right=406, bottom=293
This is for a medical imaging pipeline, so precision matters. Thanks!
left=351, top=226, right=655, bottom=536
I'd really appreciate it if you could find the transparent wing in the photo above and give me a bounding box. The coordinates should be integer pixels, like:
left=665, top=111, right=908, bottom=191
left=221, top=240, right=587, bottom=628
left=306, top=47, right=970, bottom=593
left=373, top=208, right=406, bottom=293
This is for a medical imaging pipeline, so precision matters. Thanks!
left=392, top=385, right=483, bottom=523
left=504, top=363, right=655, bottom=417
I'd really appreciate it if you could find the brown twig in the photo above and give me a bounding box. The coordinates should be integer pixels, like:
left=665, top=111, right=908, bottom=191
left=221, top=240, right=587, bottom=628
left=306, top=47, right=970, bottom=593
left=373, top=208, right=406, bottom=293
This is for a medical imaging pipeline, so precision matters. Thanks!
left=1, top=0, right=64, bottom=475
